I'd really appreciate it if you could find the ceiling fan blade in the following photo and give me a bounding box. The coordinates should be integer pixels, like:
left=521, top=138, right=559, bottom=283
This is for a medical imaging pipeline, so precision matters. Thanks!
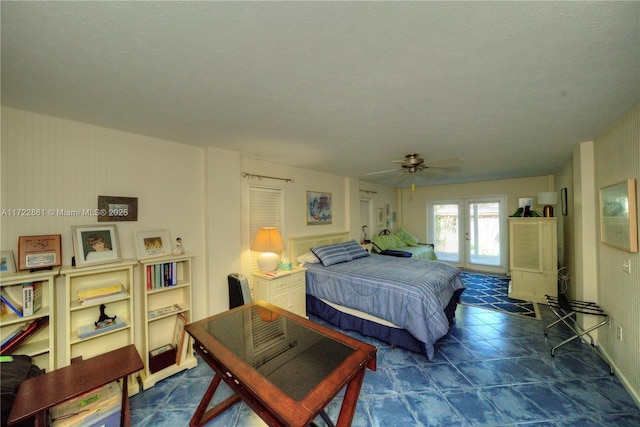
left=394, top=170, right=409, bottom=180
left=423, top=157, right=464, bottom=168
left=424, top=165, right=461, bottom=173
left=365, top=168, right=402, bottom=176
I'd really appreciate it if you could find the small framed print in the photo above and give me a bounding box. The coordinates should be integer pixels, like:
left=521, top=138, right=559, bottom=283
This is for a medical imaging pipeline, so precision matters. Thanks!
left=135, top=230, right=172, bottom=259
left=18, top=235, right=62, bottom=271
left=97, top=195, right=138, bottom=222
left=1, top=250, right=17, bottom=274
left=72, top=225, right=121, bottom=267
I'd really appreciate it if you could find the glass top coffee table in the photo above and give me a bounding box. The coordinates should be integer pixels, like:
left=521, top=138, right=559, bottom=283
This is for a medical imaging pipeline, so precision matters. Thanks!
left=185, top=301, right=377, bottom=427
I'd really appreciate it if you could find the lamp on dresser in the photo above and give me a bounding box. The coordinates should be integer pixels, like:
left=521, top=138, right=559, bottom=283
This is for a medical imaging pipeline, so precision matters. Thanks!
left=538, top=192, right=558, bottom=217
left=251, top=227, right=285, bottom=272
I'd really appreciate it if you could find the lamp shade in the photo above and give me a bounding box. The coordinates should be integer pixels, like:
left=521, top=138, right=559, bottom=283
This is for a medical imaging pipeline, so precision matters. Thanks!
left=538, top=192, right=558, bottom=217
left=250, top=227, right=285, bottom=252
left=538, top=192, right=558, bottom=205
left=251, top=227, right=285, bottom=272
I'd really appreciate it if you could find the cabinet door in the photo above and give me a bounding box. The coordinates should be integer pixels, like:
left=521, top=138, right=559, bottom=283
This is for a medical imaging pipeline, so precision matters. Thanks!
left=510, top=221, right=541, bottom=271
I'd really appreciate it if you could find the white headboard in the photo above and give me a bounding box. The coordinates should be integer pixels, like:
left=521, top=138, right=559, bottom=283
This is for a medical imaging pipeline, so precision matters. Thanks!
left=289, top=232, right=350, bottom=265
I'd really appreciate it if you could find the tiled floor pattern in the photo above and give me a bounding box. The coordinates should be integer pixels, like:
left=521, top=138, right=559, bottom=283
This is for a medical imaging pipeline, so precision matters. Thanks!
left=460, top=272, right=539, bottom=319
left=130, top=304, right=640, bottom=426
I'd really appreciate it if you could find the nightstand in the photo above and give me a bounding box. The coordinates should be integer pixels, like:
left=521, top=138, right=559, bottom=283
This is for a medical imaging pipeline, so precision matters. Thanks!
left=252, top=267, right=307, bottom=317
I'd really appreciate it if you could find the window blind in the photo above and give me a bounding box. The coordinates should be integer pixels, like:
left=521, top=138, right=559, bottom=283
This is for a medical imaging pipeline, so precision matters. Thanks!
left=248, top=186, right=283, bottom=276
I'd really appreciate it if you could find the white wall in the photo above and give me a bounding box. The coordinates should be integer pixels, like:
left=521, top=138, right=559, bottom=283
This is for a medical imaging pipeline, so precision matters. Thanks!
left=399, top=175, right=555, bottom=244
left=1, top=107, right=206, bottom=359
left=595, top=104, right=639, bottom=405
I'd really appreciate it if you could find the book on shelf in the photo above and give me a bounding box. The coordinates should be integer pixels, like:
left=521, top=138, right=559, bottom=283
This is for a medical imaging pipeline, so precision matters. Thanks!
left=77, top=317, right=127, bottom=339
left=1, top=323, right=27, bottom=348
left=0, top=287, right=23, bottom=317
left=77, top=284, right=126, bottom=305
left=0, top=316, right=49, bottom=355
left=146, top=261, right=179, bottom=290
left=148, top=304, right=182, bottom=319
left=22, top=282, right=42, bottom=317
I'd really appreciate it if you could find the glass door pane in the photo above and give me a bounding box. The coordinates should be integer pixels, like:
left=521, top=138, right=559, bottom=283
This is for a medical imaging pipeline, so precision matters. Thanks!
left=433, top=203, right=460, bottom=262
left=467, top=201, right=501, bottom=267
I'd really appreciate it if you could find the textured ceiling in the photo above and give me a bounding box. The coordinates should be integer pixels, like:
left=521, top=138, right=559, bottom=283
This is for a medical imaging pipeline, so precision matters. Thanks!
left=2, top=2, right=639, bottom=187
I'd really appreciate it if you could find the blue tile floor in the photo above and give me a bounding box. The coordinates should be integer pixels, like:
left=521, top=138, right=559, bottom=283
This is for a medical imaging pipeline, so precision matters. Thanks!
left=130, top=304, right=640, bottom=426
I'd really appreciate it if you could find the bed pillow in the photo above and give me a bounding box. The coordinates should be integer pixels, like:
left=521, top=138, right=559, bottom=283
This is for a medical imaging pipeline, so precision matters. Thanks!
left=311, top=243, right=353, bottom=266
left=396, top=228, right=420, bottom=247
left=340, top=239, right=370, bottom=259
left=296, top=251, right=321, bottom=264
left=372, top=234, right=406, bottom=252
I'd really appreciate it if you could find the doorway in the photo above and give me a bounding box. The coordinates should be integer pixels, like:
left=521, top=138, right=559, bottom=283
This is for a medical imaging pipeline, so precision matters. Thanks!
left=427, top=196, right=507, bottom=273
left=360, top=198, right=373, bottom=243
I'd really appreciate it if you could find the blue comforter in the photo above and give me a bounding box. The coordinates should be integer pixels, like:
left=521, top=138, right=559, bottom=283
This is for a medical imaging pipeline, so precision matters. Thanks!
left=304, top=254, right=465, bottom=360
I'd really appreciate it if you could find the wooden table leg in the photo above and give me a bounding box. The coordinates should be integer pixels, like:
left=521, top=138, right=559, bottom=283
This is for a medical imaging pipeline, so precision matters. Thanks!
left=189, top=373, right=241, bottom=427
left=335, top=367, right=367, bottom=427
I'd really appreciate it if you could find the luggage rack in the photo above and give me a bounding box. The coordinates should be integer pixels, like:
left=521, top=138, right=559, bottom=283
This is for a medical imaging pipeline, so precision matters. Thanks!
left=544, top=295, right=613, bottom=375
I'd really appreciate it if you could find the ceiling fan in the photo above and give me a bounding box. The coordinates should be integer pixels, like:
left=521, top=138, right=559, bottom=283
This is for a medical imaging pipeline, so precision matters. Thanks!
left=366, top=153, right=464, bottom=179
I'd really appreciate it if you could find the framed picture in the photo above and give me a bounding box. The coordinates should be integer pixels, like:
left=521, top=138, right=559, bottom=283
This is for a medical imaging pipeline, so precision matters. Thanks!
left=0, top=250, right=17, bottom=274
left=561, top=188, right=568, bottom=216
left=385, top=204, right=391, bottom=217
left=306, top=191, right=332, bottom=225
left=18, top=234, right=62, bottom=271
left=377, top=208, right=384, bottom=226
left=135, top=230, right=172, bottom=259
left=97, top=195, right=138, bottom=222
left=599, top=178, right=638, bottom=253
left=72, top=225, right=121, bottom=267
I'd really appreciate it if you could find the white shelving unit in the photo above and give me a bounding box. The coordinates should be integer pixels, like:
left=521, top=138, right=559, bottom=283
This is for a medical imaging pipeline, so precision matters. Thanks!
left=0, top=269, right=58, bottom=372
left=60, top=259, right=139, bottom=394
left=139, top=254, right=197, bottom=390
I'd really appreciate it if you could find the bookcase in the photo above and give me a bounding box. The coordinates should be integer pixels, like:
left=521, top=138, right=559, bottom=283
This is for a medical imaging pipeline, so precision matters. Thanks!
left=138, top=254, right=197, bottom=389
left=60, top=259, right=139, bottom=393
left=0, top=269, right=58, bottom=372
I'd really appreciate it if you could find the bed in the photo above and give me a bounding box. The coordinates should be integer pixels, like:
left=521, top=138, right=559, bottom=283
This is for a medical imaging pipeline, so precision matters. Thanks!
left=289, top=232, right=465, bottom=360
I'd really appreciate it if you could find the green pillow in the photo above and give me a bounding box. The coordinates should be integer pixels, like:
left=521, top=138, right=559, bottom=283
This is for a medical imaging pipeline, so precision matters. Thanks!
left=396, top=228, right=419, bottom=246
left=372, top=234, right=406, bottom=252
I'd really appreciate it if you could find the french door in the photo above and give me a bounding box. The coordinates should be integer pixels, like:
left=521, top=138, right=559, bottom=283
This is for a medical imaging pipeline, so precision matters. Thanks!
left=428, top=196, right=507, bottom=273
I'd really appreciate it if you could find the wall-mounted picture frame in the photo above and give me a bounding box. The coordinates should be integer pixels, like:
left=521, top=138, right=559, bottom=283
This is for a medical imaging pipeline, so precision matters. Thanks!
left=377, top=208, right=384, bottom=227
left=306, top=191, right=332, bottom=225
left=135, top=230, right=172, bottom=259
left=599, top=178, right=637, bottom=253
left=385, top=203, right=391, bottom=217
left=72, top=225, right=121, bottom=267
left=18, top=234, right=62, bottom=271
left=561, top=188, right=568, bottom=216
left=97, top=195, right=138, bottom=222
left=1, top=250, right=17, bottom=274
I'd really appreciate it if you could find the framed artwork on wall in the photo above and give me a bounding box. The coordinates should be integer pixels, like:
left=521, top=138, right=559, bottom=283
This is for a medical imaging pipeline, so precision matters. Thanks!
left=306, top=191, right=332, bottom=225
left=377, top=208, right=384, bottom=227
left=97, top=195, right=138, bottom=222
left=71, top=225, right=121, bottom=267
left=599, top=178, right=638, bottom=253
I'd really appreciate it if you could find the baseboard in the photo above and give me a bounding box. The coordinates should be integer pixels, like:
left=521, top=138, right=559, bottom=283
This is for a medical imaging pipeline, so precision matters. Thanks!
left=599, top=346, right=640, bottom=408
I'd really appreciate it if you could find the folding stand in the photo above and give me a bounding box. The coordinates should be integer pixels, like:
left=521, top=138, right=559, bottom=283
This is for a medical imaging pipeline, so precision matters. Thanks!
left=544, top=295, right=613, bottom=375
